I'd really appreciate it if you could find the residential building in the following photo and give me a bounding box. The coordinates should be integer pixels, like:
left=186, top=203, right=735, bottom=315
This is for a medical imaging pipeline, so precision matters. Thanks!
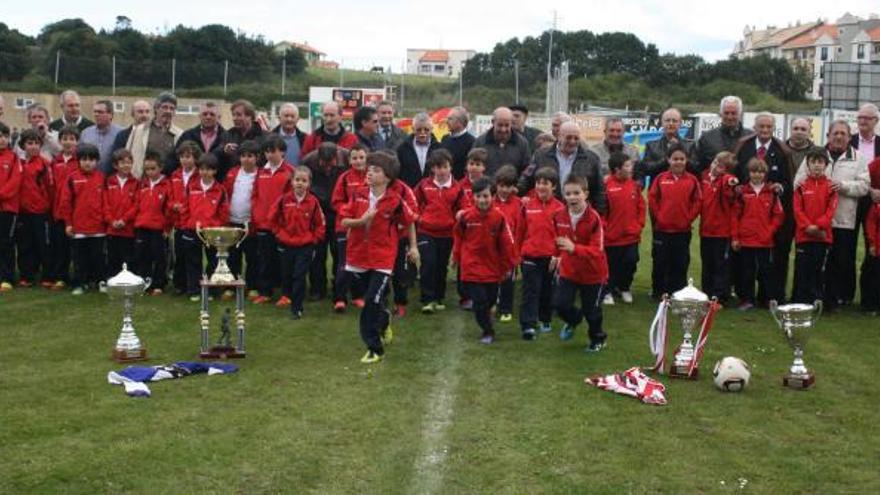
left=275, top=41, right=340, bottom=69
left=406, top=49, right=476, bottom=78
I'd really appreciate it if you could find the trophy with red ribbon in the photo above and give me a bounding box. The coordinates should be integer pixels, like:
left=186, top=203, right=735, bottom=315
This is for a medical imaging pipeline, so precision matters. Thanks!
left=649, top=279, right=720, bottom=379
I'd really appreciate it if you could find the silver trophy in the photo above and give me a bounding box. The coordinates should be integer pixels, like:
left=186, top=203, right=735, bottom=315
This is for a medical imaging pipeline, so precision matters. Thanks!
left=196, top=225, right=247, bottom=284
left=668, top=279, right=712, bottom=378
left=106, top=264, right=151, bottom=362
left=769, top=300, right=822, bottom=389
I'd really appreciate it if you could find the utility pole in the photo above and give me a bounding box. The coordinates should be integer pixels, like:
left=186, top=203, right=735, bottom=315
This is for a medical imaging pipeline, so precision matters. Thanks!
left=514, top=59, right=520, bottom=104
left=223, top=60, right=229, bottom=96
left=545, top=10, right=557, bottom=114
left=54, top=50, right=60, bottom=86
left=281, top=57, right=286, bottom=95
left=112, top=56, right=116, bottom=96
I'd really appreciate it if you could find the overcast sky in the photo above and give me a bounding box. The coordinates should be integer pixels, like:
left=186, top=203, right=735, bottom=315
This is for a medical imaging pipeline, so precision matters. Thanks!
left=6, top=1, right=878, bottom=70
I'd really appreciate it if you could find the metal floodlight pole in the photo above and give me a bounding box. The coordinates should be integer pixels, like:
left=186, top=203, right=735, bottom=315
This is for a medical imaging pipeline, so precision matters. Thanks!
left=171, top=58, right=176, bottom=93
left=515, top=59, right=520, bottom=104
left=545, top=10, right=557, bottom=114
left=112, top=56, right=116, bottom=95
left=281, top=57, right=286, bottom=96
left=459, top=62, right=464, bottom=107
left=54, top=50, right=60, bottom=86
left=223, top=60, right=229, bottom=96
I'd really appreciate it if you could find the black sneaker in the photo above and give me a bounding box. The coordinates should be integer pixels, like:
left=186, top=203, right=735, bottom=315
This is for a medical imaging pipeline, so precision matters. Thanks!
left=586, top=341, right=606, bottom=353
left=522, top=328, right=536, bottom=341
left=290, top=310, right=303, bottom=320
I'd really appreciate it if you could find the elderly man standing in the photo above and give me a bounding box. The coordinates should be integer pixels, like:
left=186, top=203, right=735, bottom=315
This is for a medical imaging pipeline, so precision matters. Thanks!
left=21, top=104, right=61, bottom=160
left=786, top=117, right=823, bottom=177
left=49, top=90, right=94, bottom=132
left=697, top=96, right=752, bottom=176
left=398, top=113, right=441, bottom=187
left=111, top=99, right=151, bottom=155
left=128, top=92, right=182, bottom=178
left=853, top=104, right=880, bottom=311
left=177, top=101, right=227, bottom=158
left=301, top=101, right=357, bottom=158
left=80, top=100, right=122, bottom=174
left=520, top=121, right=605, bottom=213
left=440, top=106, right=474, bottom=180
left=272, top=103, right=306, bottom=164
left=590, top=117, right=639, bottom=178
left=639, top=108, right=697, bottom=181
left=473, top=107, right=530, bottom=176
left=550, top=112, right=572, bottom=141
left=377, top=100, right=406, bottom=152
left=510, top=104, right=543, bottom=150
left=794, top=120, right=869, bottom=310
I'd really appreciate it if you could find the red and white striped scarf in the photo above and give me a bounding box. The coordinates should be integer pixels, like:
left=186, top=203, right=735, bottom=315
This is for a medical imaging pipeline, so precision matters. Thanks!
left=586, top=367, right=667, bottom=405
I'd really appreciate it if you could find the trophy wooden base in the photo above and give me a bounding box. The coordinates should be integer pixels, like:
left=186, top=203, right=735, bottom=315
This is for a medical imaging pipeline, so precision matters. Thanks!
left=112, top=347, right=148, bottom=363
left=669, top=364, right=698, bottom=379
left=783, top=373, right=815, bottom=390
left=200, top=346, right=246, bottom=360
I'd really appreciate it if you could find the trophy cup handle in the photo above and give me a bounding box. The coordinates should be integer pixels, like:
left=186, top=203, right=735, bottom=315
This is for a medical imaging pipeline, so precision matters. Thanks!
left=143, top=277, right=152, bottom=292
left=195, top=222, right=206, bottom=244
left=236, top=221, right=250, bottom=249
left=813, top=299, right=823, bottom=323
left=769, top=299, right=782, bottom=328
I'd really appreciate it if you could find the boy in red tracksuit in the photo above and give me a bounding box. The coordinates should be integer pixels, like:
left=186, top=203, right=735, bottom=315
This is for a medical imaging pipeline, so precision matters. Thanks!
left=731, top=158, right=784, bottom=310
left=60, top=144, right=106, bottom=295
left=47, top=125, right=79, bottom=289
left=180, top=154, right=230, bottom=301
left=453, top=177, right=517, bottom=344
left=699, top=151, right=738, bottom=302
left=603, top=152, right=645, bottom=305
left=340, top=152, right=416, bottom=364
left=648, top=143, right=701, bottom=298
left=492, top=164, right=522, bottom=322
left=792, top=150, right=838, bottom=305
left=518, top=166, right=564, bottom=340
left=864, top=198, right=880, bottom=314
left=269, top=166, right=326, bottom=318
left=169, top=141, right=201, bottom=295
left=134, top=150, right=172, bottom=295
left=331, top=143, right=369, bottom=310
left=554, top=175, right=609, bottom=352
left=104, top=149, right=139, bottom=275
left=455, top=148, right=488, bottom=309
left=251, top=136, right=295, bottom=304
left=389, top=175, right=420, bottom=317
left=16, top=129, right=53, bottom=287
left=224, top=140, right=260, bottom=300
left=0, top=123, right=22, bottom=292
left=415, top=149, right=469, bottom=314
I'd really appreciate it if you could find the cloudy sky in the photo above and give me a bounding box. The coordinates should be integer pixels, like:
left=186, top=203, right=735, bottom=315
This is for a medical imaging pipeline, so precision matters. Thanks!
left=6, top=1, right=878, bottom=69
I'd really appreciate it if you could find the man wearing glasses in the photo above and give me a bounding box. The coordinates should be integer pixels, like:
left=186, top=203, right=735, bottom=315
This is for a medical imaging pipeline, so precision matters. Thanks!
left=638, top=107, right=697, bottom=182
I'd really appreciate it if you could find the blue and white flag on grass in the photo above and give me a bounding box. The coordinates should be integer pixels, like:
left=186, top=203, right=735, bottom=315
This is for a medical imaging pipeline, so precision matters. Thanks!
left=107, top=361, right=238, bottom=397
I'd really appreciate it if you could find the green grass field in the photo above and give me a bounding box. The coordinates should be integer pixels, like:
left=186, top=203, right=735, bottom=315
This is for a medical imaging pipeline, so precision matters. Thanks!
left=2, top=233, right=879, bottom=494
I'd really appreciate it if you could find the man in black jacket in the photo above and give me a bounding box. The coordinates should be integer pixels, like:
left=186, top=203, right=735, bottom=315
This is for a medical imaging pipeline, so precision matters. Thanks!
left=49, top=90, right=93, bottom=132
left=510, top=104, right=543, bottom=150
left=111, top=99, right=152, bottom=155
left=639, top=108, right=697, bottom=181
left=216, top=99, right=266, bottom=181
left=397, top=113, right=441, bottom=188
left=473, top=107, right=530, bottom=176
left=377, top=101, right=406, bottom=152
left=440, top=106, right=474, bottom=180
left=697, top=96, right=752, bottom=176
left=177, top=101, right=228, bottom=155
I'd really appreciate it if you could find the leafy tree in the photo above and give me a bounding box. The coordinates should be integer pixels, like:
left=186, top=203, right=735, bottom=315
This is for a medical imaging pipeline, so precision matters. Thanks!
left=0, top=23, right=32, bottom=81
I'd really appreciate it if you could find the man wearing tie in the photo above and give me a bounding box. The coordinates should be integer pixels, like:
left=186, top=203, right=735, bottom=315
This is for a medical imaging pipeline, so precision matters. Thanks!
left=377, top=100, right=406, bottom=152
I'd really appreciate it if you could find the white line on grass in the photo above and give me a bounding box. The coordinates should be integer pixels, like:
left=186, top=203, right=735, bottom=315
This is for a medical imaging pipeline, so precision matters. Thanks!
left=410, top=316, right=464, bottom=494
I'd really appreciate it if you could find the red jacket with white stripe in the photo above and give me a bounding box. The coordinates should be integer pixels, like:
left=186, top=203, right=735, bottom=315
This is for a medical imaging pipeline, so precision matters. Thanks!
left=603, top=175, right=645, bottom=246
left=182, top=179, right=229, bottom=230
left=104, top=174, right=139, bottom=238
left=270, top=191, right=326, bottom=248
left=60, top=168, right=105, bottom=235
left=50, top=154, right=77, bottom=220
left=699, top=170, right=738, bottom=238
left=169, top=167, right=199, bottom=229
left=414, top=177, right=470, bottom=238
left=493, top=193, right=523, bottom=255
left=731, top=183, right=784, bottom=248
left=20, top=155, right=52, bottom=215
left=648, top=170, right=701, bottom=234
left=341, top=186, right=416, bottom=272
left=554, top=206, right=608, bottom=285
left=518, top=191, right=564, bottom=258
left=0, top=148, right=22, bottom=214
left=453, top=206, right=517, bottom=283
left=793, top=176, right=837, bottom=245
left=331, top=168, right=367, bottom=233
left=251, top=162, right=294, bottom=231
left=134, top=176, right=172, bottom=232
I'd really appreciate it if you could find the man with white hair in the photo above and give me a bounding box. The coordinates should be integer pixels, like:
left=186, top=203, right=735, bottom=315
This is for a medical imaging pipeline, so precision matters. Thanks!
left=398, top=112, right=441, bottom=187
left=851, top=103, right=880, bottom=312
left=473, top=107, right=531, bottom=176
left=639, top=108, right=697, bottom=181
left=49, top=89, right=93, bottom=132
left=440, top=106, right=475, bottom=179
left=590, top=117, right=640, bottom=178
left=852, top=103, right=880, bottom=163
left=697, top=95, right=752, bottom=176
left=272, top=103, right=306, bottom=164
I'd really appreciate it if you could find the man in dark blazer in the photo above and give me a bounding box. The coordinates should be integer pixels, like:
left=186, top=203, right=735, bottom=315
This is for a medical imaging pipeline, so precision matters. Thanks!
left=377, top=101, right=407, bottom=152
left=397, top=113, right=441, bottom=188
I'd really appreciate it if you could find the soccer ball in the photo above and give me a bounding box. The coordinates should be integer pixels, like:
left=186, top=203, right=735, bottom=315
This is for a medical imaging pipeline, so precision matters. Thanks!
left=713, top=357, right=751, bottom=392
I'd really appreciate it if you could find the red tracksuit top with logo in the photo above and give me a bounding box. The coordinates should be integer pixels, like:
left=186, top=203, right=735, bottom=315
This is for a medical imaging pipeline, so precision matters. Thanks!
left=414, top=177, right=470, bottom=238
left=50, top=153, right=77, bottom=221
left=331, top=168, right=367, bottom=233
left=104, top=174, right=139, bottom=238
left=453, top=206, right=517, bottom=283
left=603, top=175, right=645, bottom=246
left=60, top=168, right=105, bottom=235
left=251, top=161, right=294, bottom=232
left=648, top=170, right=701, bottom=234
left=699, top=170, right=738, bottom=238
left=341, top=186, right=416, bottom=272
left=519, top=191, right=564, bottom=258
left=554, top=206, right=608, bottom=285
left=270, top=191, right=326, bottom=248
left=0, top=148, right=22, bottom=214
left=866, top=202, right=880, bottom=254
left=793, top=176, right=838, bottom=245
left=493, top=193, right=523, bottom=254
left=169, top=167, right=199, bottom=229
left=182, top=179, right=229, bottom=230
left=732, top=183, right=784, bottom=248
left=134, top=176, right=172, bottom=232
left=20, top=155, right=53, bottom=215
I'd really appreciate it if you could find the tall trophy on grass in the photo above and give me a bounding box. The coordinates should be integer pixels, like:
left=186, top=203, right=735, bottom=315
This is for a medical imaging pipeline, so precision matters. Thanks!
left=650, top=279, right=720, bottom=379
left=196, top=225, right=247, bottom=284
left=106, top=264, right=150, bottom=362
left=769, top=300, right=821, bottom=390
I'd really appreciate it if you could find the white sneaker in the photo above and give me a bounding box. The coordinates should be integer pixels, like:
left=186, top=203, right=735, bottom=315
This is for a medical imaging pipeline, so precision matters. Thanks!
left=621, top=291, right=633, bottom=304
left=602, top=293, right=615, bottom=306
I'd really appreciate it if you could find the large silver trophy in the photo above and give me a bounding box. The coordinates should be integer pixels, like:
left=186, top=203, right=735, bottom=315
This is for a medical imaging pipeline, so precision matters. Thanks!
left=196, top=225, right=247, bottom=284
left=769, top=300, right=822, bottom=389
left=668, top=280, right=712, bottom=379
left=106, top=264, right=150, bottom=362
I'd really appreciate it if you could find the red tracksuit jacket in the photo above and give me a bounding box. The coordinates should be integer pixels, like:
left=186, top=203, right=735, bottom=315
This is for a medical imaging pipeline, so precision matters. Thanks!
left=270, top=191, right=326, bottom=248
left=866, top=202, right=880, bottom=254
left=331, top=167, right=367, bottom=233
left=699, top=170, right=738, bottom=238
left=554, top=206, right=608, bottom=285
left=0, top=149, right=22, bottom=214
left=134, top=176, right=172, bottom=232
left=104, top=174, right=139, bottom=238
left=793, top=176, right=838, bottom=245
left=341, top=186, right=416, bottom=272
left=182, top=179, right=229, bottom=230
left=493, top=193, right=523, bottom=254
left=169, top=167, right=199, bottom=229
left=300, top=130, right=358, bottom=159
left=414, top=177, right=469, bottom=238
left=603, top=175, right=645, bottom=246
left=453, top=206, right=517, bottom=283
left=50, top=154, right=77, bottom=221
left=648, top=170, right=701, bottom=233
left=20, top=155, right=53, bottom=215
left=732, top=183, right=784, bottom=248
left=519, top=191, right=564, bottom=258
left=251, top=162, right=294, bottom=232
left=60, top=168, right=105, bottom=235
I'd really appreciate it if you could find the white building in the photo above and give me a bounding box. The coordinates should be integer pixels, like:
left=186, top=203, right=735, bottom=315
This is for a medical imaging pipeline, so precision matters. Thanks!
left=406, top=49, right=476, bottom=78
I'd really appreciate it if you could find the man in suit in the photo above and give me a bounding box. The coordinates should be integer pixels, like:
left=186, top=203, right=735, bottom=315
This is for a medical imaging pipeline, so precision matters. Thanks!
left=397, top=112, right=441, bottom=188
left=377, top=101, right=406, bottom=152
left=440, top=106, right=475, bottom=180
